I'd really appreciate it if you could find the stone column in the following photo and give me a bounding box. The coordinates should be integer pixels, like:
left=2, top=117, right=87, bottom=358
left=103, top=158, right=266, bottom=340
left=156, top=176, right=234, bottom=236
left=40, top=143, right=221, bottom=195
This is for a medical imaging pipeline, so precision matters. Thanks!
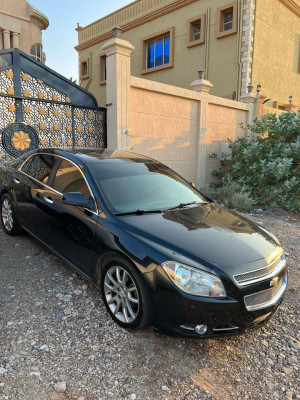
left=190, top=78, right=213, bottom=188
left=240, top=93, right=258, bottom=139
left=11, top=32, right=19, bottom=49
left=240, top=0, right=256, bottom=97
left=3, top=30, right=11, bottom=49
left=101, top=37, right=135, bottom=150
left=241, top=92, right=258, bottom=121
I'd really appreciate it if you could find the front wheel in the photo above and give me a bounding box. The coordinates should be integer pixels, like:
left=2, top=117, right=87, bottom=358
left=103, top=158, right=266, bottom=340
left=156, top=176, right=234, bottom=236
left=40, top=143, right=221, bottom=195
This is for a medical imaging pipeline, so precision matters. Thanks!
left=1, top=193, right=21, bottom=236
left=101, top=258, right=150, bottom=330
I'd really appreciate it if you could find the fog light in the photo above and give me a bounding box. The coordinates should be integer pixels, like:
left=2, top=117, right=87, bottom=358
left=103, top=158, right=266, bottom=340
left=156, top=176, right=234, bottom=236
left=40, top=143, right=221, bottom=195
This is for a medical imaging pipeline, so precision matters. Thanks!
left=195, top=324, right=207, bottom=335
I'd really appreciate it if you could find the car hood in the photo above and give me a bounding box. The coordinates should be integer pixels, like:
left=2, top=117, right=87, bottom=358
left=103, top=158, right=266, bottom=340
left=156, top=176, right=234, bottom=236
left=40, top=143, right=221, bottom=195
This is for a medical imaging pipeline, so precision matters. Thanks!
left=118, top=203, right=277, bottom=272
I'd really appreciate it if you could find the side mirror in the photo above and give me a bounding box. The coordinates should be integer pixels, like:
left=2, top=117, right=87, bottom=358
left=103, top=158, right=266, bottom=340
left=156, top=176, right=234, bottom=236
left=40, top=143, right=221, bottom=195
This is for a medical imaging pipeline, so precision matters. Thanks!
left=61, top=192, right=89, bottom=208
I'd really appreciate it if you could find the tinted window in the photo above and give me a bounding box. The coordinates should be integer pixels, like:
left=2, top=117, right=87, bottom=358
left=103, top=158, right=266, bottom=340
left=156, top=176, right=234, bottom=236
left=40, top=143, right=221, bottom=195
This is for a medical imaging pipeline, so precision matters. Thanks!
left=53, top=159, right=90, bottom=198
left=21, top=154, right=55, bottom=184
left=89, top=161, right=207, bottom=213
left=147, top=35, right=170, bottom=69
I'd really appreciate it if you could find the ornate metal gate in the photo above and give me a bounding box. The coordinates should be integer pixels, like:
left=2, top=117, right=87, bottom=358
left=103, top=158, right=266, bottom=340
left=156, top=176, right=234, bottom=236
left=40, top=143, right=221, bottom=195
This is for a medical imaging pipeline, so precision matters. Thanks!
left=0, top=49, right=106, bottom=161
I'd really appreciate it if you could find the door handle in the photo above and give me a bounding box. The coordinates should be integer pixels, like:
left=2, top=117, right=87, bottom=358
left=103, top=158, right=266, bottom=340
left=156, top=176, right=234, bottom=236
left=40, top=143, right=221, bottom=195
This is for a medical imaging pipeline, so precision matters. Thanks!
left=14, top=178, right=20, bottom=184
left=43, top=196, right=53, bottom=204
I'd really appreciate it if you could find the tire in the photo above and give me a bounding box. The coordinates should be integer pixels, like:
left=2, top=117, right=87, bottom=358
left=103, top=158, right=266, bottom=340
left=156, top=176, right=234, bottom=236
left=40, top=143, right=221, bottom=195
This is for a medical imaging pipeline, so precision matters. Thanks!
left=101, top=257, right=150, bottom=330
left=1, top=193, right=21, bottom=236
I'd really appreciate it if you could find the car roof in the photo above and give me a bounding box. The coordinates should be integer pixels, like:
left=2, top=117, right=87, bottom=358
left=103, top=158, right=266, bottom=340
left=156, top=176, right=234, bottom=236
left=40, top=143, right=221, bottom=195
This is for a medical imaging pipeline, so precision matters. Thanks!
left=36, top=148, right=156, bottom=165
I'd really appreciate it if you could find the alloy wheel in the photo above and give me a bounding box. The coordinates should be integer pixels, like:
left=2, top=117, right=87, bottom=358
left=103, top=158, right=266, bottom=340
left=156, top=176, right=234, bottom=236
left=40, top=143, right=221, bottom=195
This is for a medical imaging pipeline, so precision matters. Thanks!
left=2, top=198, right=14, bottom=231
left=104, top=265, right=140, bottom=324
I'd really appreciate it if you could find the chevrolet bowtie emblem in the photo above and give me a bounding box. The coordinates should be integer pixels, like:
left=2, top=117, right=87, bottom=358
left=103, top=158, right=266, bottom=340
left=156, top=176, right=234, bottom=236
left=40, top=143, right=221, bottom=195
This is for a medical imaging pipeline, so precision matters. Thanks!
left=270, top=277, right=279, bottom=287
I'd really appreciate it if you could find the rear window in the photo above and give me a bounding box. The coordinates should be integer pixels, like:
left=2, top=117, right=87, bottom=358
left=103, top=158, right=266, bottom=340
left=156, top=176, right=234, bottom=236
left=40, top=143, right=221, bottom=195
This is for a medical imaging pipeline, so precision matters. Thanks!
left=21, top=154, right=56, bottom=184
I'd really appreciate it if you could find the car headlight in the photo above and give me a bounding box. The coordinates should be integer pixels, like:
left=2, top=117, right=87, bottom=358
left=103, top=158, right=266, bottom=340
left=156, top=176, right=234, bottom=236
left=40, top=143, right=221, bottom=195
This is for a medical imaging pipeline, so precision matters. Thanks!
left=162, top=261, right=226, bottom=297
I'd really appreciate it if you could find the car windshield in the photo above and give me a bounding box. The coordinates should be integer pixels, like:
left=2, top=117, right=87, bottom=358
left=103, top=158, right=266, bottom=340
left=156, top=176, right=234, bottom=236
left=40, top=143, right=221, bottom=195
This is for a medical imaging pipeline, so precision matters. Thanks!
left=89, top=161, right=207, bottom=214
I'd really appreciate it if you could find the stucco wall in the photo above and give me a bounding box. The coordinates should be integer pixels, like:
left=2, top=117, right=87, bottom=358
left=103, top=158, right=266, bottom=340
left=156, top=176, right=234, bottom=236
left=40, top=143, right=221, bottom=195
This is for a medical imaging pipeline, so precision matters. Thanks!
left=128, top=78, right=249, bottom=184
left=206, top=102, right=247, bottom=182
left=252, top=0, right=300, bottom=107
left=130, top=86, right=199, bottom=181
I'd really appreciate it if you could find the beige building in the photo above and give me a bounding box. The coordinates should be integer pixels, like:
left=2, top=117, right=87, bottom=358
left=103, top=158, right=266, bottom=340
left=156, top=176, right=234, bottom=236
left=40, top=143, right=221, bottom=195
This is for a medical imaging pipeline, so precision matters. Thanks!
left=76, top=0, right=300, bottom=110
left=0, top=0, right=48, bottom=62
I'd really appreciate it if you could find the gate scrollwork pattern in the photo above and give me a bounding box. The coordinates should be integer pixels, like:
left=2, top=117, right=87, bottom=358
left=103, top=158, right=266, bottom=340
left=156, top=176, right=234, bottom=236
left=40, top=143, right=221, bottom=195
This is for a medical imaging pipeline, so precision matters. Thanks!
left=0, top=68, right=106, bottom=161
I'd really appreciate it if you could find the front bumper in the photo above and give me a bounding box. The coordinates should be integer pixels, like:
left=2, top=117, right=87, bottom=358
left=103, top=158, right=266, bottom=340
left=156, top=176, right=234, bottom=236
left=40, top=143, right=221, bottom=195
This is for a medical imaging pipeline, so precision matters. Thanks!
left=143, top=265, right=288, bottom=338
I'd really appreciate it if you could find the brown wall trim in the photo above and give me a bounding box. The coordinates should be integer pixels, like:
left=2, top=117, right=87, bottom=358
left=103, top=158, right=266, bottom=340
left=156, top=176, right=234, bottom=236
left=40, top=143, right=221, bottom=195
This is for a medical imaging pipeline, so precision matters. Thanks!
left=75, top=0, right=199, bottom=52
left=216, top=1, right=238, bottom=39
left=80, top=58, right=90, bottom=80
left=186, top=14, right=206, bottom=47
left=279, top=0, right=300, bottom=17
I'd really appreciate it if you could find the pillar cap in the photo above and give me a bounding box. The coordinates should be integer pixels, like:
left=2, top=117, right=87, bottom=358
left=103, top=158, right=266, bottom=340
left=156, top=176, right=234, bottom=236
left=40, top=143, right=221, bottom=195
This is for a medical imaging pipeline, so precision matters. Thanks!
left=102, top=37, right=135, bottom=54
left=190, top=79, right=213, bottom=94
left=240, top=93, right=257, bottom=103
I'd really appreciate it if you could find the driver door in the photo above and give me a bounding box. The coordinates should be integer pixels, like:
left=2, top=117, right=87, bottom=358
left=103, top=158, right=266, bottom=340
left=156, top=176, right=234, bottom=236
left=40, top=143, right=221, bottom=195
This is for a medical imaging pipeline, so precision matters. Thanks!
left=41, top=157, right=99, bottom=277
left=16, top=154, right=99, bottom=278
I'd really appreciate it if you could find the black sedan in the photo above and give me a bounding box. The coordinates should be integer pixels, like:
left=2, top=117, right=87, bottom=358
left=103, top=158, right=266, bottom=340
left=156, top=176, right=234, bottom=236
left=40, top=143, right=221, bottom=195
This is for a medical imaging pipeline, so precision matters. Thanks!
left=0, top=149, right=287, bottom=337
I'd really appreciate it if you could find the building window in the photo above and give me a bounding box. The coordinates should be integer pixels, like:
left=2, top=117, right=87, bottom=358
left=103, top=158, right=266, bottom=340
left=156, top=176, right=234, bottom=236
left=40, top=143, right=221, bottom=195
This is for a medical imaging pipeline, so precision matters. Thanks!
left=142, top=27, right=174, bottom=74
left=80, top=58, right=89, bottom=79
left=30, top=43, right=42, bottom=62
left=193, top=22, right=201, bottom=41
left=223, top=9, right=233, bottom=31
left=216, top=2, right=237, bottom=39
left=100, top=54, right=106, bottom=84
left=147, top=36, right=169, bottom=69
left=187, top=15, right=206, bottom=47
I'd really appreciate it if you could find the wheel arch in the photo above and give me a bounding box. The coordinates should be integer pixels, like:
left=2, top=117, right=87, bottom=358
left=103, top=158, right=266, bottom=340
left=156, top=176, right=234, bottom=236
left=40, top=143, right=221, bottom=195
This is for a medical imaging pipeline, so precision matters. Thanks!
left=0, top=187, right=18, bottom=204
left=0, top=188, right=9, bottom=197
left=95, top=251, right=141, bottom=288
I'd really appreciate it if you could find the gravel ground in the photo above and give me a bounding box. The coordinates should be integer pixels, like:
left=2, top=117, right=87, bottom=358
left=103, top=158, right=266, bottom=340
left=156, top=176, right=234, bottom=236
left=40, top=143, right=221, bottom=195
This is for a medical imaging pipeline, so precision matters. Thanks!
left=0, top=209, right=299, bottom=400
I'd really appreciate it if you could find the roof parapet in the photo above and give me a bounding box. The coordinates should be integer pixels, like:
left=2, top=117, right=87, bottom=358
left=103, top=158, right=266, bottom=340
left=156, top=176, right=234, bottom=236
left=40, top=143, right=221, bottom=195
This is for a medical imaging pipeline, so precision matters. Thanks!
left=28, top=2, right=49, bottom=30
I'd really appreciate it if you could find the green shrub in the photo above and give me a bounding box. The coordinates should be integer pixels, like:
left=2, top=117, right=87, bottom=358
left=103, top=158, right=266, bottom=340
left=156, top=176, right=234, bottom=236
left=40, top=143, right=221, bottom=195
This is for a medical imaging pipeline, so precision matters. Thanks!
left=201, top=177, right=255, bottom=212
left=209, top=110, right=300, bottom=212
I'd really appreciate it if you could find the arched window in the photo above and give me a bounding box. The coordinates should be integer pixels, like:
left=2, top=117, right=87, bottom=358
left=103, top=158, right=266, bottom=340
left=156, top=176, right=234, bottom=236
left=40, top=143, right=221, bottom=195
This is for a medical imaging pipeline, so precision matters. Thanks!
left=30, top=43, right=43, bottom=62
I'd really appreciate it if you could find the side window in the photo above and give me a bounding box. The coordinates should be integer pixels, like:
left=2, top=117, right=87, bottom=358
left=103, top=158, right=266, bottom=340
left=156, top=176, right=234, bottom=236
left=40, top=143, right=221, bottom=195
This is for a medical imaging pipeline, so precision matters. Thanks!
left=30, top=43, right=43, bottom=62
left=21, top=154, right=55, bottom=184
left=52, top=159, right=90, bottom=199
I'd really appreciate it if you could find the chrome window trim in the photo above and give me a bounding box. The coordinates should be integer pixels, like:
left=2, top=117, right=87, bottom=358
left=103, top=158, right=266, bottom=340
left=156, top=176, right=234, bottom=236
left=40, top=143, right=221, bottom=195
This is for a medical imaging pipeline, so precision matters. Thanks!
left=18, top=152, right=99, bottom=216
left=244, top=273, right=288, bottom=311
left=233, top=255, right=286, bottom=287
left=19, top=170, right=63, bottom=196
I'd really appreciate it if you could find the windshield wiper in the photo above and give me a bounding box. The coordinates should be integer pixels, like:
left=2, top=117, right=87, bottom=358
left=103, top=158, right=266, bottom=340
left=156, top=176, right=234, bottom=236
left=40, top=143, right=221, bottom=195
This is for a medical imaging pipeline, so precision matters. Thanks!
left=115, top=201, right=209, bottom=216
left=166, top=201, right=207, bottom=211
left=115, top=209, right=164, bottom=216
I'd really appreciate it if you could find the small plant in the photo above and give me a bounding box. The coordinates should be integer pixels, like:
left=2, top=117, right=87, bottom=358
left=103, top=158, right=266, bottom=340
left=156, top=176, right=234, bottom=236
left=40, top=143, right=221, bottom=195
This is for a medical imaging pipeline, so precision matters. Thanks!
left=209, top=110, right=300, bottom=212
left=201, top=177, right=255, bottom=212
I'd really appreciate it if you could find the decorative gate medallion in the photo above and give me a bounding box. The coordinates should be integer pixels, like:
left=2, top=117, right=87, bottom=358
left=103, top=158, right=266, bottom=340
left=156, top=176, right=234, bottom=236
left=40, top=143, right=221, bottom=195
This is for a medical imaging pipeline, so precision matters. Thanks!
left=2, top=123, right=39, bottom=158
left=0, top=59, right=107, bottom=161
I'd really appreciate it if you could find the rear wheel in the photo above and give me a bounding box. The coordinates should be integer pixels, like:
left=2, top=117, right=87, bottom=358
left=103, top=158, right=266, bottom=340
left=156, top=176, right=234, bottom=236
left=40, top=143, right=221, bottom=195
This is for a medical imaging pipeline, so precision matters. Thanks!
left=101, top=258, right=150, bottom=330
left=1, top=193, right=21, bottom=236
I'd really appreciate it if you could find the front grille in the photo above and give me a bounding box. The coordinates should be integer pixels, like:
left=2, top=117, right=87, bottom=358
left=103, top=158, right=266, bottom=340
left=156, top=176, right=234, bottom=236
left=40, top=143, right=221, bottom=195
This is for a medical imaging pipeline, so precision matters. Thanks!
left=244, top=273, right=288, bottom=311
left=234, top=254, right=285, bottom=286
